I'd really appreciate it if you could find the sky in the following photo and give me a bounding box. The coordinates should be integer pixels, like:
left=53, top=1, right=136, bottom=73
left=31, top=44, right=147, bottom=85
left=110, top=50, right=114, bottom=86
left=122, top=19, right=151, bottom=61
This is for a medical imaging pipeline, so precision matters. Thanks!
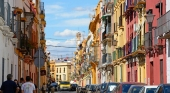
left=43, top=0, right=98, bottom=60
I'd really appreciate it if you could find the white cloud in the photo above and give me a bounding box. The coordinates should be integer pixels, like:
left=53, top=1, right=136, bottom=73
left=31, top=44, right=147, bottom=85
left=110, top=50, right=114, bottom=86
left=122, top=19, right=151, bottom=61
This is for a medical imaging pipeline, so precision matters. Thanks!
left=54, top=29, right=79, bottom=37
left=55, top=7, right=93, bottom=18
left=46, top=39, right=76, bottom=59
left=45, top=4, right=63, bottom=14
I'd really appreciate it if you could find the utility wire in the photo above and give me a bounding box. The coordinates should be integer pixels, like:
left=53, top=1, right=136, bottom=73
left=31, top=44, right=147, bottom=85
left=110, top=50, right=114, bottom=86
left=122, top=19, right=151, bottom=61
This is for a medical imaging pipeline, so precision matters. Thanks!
left=47, top=45, right=77, bottom=48
left=46, top=38, right=77, bottom=41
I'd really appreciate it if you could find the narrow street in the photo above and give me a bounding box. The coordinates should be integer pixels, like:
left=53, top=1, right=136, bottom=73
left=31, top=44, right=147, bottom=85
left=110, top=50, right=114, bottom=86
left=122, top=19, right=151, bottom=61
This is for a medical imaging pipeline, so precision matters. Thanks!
left=56, top=91, right=76, bottom=93
left=46, top=91, right=76, bottom=93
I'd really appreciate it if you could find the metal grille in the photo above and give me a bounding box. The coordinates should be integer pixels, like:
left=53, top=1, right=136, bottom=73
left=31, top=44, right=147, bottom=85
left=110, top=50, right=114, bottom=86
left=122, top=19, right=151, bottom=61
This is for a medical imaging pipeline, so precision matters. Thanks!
left=157, top=10, right=170, bottom=36
left=0, top=0, right=4, bottom=19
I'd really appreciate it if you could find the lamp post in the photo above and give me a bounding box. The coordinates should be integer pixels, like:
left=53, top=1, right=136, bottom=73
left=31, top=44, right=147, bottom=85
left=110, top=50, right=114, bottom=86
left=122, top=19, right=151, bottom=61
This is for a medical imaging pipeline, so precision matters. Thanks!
left=145, top=13, right=155, bottom=47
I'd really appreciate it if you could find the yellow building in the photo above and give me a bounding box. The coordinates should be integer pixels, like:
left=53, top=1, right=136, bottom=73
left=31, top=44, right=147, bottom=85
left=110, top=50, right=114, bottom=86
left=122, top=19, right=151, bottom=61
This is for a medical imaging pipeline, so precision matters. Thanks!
left=55, top=62, right=71, bottom=83
left=133, top=1, right=146, bottom=83
left=50, top=60, right=56, bottom=81
left=112, top=0, right=126, bottom=82
left=88, top=0, right=102, bottom=84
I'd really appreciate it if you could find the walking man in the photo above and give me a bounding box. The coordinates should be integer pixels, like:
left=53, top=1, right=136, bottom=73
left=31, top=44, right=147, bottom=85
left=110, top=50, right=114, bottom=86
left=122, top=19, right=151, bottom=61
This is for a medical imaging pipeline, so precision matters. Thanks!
left=0, top=74, right=17, bottom=93
left=21, top=76, right=35, bottom=93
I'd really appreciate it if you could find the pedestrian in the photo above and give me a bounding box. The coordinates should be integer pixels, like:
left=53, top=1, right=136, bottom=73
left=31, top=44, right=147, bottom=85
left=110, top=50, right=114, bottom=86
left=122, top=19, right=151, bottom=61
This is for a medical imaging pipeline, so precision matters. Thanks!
left=30, top=79, right=37, bottom=90
left=50, top=81, right=56, bottom=93
left=0, top=74, right=17, bottom=93
left=47, top=81, right=51, bottom=93
left=41, top=83, right=47, bottom=93
left=21, top=76, right=36, bottom=93
left=18, top=78, right=25, bottom=93
left=14, top=79, right=20, bottom=93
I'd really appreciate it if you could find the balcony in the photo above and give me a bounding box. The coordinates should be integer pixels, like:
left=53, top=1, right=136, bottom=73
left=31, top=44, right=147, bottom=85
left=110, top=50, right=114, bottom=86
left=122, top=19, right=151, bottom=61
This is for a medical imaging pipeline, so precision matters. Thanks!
left=124, top=0, right=134, bottom=18
left=134, top=0, right=146, bottom=9
left=102, top=54, right=107, bottom=64
left=144, top=32, right=152, bottom=50
left=40, top=32, right=46, bottom=45
left=106, top=53, right=112, bottom=63
left=155, top=10, right=170, bottom=39
left=106, top=23, right=111, bottom=36
left=40, top=2, right=45, bottom=19
left=102, top=31, right=107, bottom=41
left=41, top=19, right=46, bottom=26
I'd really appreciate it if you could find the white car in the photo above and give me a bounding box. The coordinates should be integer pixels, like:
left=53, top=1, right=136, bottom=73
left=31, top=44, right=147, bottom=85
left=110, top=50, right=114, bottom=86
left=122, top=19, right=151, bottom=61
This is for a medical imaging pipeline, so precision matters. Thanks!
left=139, top=85, right=158, bottom=93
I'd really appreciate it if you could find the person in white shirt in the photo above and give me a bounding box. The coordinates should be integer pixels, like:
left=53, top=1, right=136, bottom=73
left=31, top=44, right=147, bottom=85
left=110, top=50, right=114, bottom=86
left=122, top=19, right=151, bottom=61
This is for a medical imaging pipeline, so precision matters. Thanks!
left=21, top=76, right=35, bottom=93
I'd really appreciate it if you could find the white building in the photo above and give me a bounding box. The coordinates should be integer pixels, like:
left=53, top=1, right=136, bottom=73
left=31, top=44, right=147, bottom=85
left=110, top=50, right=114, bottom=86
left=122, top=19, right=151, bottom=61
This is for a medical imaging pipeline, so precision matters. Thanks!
left=0, top=0, right=18, bottom=84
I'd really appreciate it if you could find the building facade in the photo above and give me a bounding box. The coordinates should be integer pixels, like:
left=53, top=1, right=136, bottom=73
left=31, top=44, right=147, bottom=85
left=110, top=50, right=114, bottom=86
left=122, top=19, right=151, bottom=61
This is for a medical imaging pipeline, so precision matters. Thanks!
left=145, top=0, right=166, bottom=85
left=0, top=0, right=47, bottom=86
left=55, top=62, right=71, bottom=82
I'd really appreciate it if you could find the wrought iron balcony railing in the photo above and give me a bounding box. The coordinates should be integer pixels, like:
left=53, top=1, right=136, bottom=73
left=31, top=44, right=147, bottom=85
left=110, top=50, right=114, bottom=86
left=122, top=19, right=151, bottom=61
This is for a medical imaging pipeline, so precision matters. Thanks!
left=144, top=32, right=152, bottom=48
left=155, top=10, right=170, bottom=39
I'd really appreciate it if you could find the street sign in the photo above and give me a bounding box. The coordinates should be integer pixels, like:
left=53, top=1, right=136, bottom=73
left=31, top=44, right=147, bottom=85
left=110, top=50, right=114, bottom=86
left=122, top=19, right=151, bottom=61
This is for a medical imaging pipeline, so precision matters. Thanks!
left=34, top=48, right=45, bottom=67
left=34, top=48, right=45, bottom=58
left=34, top=58, right=44, bottom=67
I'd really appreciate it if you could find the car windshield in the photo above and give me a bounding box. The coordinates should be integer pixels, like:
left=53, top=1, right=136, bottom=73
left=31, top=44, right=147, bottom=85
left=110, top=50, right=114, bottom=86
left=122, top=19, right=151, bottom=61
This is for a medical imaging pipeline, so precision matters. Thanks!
left=60, top=81, right=70, bottom=84
left=122, top=84, right=133, bottom=93
left=146, top=88, right=157, bottom=93
left=131, top=86, right=143, bottom=93
left=164, top=85, right=170, bottom=93
left=107, top=85, right=117, bottom=92
left=71, top=84, right=77, bottom=86
left=101, top=83, right=107, bottom=90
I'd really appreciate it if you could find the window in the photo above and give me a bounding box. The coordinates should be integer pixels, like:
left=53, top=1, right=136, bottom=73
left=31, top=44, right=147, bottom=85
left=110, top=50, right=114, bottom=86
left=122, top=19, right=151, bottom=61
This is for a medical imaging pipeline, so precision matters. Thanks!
left=160, top=59, right=164, bottom=83
left=60, top=68, right=61, bottom=73
left=57, top=68, right=58, bottom=73
left=64, top=68, right=65, bottom=73
left=63, top=74, right=66, bottom=80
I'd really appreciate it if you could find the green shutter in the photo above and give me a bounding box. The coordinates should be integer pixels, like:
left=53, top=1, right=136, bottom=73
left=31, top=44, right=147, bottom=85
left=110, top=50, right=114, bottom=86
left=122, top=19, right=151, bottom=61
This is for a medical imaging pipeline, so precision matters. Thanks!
left=120, top=65, right=122, bottom=82
left=112, top=51, right=114, bottom=61
left=136, top=35, right=138, bottom=50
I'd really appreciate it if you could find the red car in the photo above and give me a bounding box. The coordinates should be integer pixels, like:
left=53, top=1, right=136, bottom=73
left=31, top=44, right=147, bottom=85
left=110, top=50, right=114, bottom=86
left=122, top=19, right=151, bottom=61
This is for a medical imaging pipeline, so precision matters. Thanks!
left=112, top=82, right=146, bottom=93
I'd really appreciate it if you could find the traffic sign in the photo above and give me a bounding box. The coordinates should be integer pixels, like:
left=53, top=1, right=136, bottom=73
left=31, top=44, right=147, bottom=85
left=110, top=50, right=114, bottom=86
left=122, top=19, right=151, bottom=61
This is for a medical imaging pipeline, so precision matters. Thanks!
left=34, top=48, right=45, bottom=67
left=34, top=58, right=44, bottom=67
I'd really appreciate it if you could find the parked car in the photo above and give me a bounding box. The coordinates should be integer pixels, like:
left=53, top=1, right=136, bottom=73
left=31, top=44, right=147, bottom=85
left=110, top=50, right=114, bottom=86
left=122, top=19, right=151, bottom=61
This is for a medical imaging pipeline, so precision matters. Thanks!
left=127, top=85, right=144, bottom=93
left=139, top=85, right=158, bottom=93
left=112, top=82, right=145, bottom=93
left=100, top=83, right=108, bottom=93
left=76, top=86, right=82, bottom=93
left=59, top=81, right=71, bottom=91
left=95, top=84, right=101, bottom=93
left=155, top=84, right=170, bottom=93
left=104, top=82, right=120, bottom=93
left=87, top=84, right=97, bottom=93
left=71, top=84, right=78, bottom=91
left=85, top=84, right=90, bottom=93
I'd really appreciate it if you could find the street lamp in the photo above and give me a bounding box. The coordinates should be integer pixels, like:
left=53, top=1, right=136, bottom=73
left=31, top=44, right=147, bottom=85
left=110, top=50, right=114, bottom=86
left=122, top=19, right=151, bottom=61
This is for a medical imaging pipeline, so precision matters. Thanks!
left=144, top=13, right=155, bottom=32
